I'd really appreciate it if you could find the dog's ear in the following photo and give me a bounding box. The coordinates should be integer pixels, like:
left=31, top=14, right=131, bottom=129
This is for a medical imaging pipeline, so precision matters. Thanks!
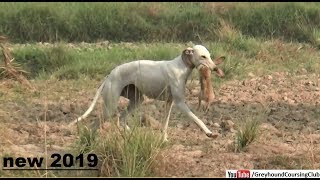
left=213, top=56, right=225, bottom=65
left=182, top=47, right=194, bottom=56
left=181, top=47, right=194, bottom=63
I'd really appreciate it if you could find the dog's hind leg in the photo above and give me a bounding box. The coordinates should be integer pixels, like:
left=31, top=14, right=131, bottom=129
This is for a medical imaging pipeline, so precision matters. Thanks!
left=120, top=84, right=144, bottom=130
left=93, top=81, right=122, bottom=131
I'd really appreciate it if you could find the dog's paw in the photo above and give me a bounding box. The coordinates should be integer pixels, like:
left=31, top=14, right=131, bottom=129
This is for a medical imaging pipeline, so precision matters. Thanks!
left=206, top=132, right=219, bottom=139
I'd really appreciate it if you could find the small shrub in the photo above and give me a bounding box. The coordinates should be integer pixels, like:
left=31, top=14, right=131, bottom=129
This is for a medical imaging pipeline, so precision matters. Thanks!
left=234, top=118, right=260, bottom=152
left=73, top=120, right=164, bottom=177
left=76, top=125, right=99, bottom=154
left=98, top=125, right=164, bottom=177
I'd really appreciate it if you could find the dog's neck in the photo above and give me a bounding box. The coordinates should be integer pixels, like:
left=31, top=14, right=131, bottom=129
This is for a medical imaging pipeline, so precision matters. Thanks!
left=181, top=55, right=195, bottom=69
left=173, top=57, right=194, bottom=85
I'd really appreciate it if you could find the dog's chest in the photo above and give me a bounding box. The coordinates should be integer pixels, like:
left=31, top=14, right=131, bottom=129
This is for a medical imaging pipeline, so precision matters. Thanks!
left=136, top=80, right=171, bottom=100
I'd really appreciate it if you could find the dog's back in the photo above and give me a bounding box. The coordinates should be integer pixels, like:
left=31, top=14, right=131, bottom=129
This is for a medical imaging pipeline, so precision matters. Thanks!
left=106, top=59, right=176, bottom=99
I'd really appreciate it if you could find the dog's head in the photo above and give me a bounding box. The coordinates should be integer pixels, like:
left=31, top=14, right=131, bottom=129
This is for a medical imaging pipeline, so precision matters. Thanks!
left=182, top=45, right=225, bottom=77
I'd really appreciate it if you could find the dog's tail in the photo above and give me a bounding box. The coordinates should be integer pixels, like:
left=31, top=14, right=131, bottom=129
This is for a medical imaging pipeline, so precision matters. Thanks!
left=68, top=80, right=106, bottom=127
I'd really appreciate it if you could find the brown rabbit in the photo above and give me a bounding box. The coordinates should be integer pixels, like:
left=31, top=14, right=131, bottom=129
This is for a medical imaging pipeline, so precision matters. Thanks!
left=197, top=56, right=225, bottom=113
left=197, top=64, right=214, bottom=113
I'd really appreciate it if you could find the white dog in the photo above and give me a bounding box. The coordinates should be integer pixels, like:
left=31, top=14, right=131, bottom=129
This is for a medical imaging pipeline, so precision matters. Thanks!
left=69, top=45, right=224, bottom=141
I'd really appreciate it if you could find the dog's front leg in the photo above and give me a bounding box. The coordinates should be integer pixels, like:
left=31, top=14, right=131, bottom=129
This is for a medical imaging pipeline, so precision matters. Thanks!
left=174, top=100, right=215, bottom=137
left=170, top=83, right=215, bottom=137
left=162, top=101, right=174, bottom=142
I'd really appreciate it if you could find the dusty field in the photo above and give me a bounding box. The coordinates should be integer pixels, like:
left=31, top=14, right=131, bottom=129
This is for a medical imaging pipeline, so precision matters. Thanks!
left=0, top=70, right=320, bottom=177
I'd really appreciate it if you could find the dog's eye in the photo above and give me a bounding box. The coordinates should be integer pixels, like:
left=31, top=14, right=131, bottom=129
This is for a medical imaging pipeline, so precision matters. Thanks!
left=201, top=55, right=206, bottom=59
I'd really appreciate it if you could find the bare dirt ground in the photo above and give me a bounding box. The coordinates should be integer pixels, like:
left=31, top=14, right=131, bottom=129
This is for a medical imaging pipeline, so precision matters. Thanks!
left=1, top=70, right=320, bottom=177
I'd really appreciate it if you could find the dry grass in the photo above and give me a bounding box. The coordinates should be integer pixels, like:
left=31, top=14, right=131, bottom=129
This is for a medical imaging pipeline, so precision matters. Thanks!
left=0, top=36, right=34, bottom=90
left=215, top=19, right=241, bottom=42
